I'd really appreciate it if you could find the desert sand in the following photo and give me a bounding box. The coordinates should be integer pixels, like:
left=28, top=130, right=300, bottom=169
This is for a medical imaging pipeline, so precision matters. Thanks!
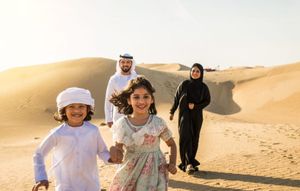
left=0, top=58, right=299, bottom=191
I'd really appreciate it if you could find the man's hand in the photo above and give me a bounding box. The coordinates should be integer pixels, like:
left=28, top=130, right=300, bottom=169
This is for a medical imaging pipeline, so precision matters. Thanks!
left=32, top=180, right=49, bottom=191
left=107, top=122, right=113, bottom=128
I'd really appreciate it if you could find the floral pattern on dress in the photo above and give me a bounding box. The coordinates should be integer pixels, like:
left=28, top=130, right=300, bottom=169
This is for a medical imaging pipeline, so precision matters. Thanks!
left=125, top=157, right=138, bottom=172
left=141, top=154, right=154, bottom=175
left=109, top=115, right=173, bottom=191
left=143, top=134, right=156, bottom=145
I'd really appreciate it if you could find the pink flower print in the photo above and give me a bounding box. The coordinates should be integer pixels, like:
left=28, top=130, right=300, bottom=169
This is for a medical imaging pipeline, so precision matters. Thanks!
left=143, top=134, right=156, bottom=145
left=110, top=183, right=121, bottom=191
left=126, top=159, right=137, bottom=171
left=124, top=179, right=136, bottom=191
left=141, top=155, right=154, bottom=175
left=158, top=155, right=167, bottom=174
left=149, top=186, right=158, bottom=191
left=158, top=163, right=167, bottom=174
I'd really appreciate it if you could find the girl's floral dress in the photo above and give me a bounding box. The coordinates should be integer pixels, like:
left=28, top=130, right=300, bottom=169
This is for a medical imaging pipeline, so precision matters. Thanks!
left=109, top=115, right=173, bottom=191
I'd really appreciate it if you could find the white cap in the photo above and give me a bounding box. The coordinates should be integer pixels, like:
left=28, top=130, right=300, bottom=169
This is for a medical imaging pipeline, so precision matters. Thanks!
left=56, top=87, right=95, bottom=110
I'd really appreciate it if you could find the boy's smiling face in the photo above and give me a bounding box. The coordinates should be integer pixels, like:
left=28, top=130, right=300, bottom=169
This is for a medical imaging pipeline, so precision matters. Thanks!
left=65, top=103, right=88, bottom=127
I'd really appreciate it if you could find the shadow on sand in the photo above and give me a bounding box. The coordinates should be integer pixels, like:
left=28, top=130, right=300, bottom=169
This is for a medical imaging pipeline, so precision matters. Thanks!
left=169, top=179, right=243, bottom=191
left=169, top=170, right=300, bottom=190
left=205, top=81, right=241, bottom=115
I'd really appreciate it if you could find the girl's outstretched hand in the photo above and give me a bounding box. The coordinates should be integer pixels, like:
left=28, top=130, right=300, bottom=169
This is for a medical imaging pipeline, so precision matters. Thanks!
left=109, top=146, right=123, bottom=164
left=167, top=163, right=177, bottom=174
left=32, top=180, right=49, bottom=191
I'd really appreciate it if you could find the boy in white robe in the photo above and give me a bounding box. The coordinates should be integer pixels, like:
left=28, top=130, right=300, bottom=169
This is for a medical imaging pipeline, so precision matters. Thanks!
left=32, top=87, right=122, bottom=191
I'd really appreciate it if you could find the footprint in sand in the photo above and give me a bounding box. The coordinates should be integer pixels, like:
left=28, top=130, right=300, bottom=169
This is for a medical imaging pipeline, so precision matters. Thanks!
left=287, top=154, right=293, bottom=159
left=243, top=154, right=254, bottom=158
left=290, top=160, right=297, bottom=164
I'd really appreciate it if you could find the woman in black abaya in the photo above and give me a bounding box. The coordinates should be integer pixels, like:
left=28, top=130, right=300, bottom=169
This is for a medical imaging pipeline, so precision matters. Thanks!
left=169, top=63, right=210, bottom=174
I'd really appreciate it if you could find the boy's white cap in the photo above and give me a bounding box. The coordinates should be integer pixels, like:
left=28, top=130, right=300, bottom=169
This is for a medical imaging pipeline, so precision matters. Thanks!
left=56, top=87, right=95, bottom=110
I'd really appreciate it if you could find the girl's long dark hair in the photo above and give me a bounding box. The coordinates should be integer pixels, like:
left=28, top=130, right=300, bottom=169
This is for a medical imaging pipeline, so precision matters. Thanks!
left=110, top=76, right=157, bottom=115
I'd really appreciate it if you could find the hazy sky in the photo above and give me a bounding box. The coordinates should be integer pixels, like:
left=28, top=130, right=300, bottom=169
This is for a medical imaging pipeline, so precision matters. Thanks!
left=1, top=0, right=300, bottom=71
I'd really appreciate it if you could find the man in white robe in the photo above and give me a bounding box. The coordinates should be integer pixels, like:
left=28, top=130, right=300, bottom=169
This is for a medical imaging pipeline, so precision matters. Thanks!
left=104, top=53, right=138, bottom=127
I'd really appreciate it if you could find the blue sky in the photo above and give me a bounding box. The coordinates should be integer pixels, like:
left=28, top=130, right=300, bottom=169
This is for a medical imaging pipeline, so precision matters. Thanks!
left=1, top=0, right=300, bottom=71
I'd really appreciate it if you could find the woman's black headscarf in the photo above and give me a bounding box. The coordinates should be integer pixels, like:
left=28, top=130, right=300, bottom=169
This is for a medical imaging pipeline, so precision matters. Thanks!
left=187, top=63, right=204, bottom=104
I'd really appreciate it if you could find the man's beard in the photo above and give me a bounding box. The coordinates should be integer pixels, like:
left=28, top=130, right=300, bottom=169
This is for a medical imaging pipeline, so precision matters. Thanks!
left=121, top=66, right=132, bottom=73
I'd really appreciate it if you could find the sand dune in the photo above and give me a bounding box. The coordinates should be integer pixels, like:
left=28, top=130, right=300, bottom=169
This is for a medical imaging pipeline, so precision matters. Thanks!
left=231, top=62, right=300, bottom=125
left=139, top=63, right=190, bottom=71
left=0, top=58, right=299, bottom=190
left=0, top=58, right=114, bottom=119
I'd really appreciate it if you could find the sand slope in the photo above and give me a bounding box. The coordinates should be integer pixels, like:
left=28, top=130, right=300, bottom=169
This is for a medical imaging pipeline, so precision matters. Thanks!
left=0, top=59, right=299, bottom=190
left=232, top=63, right=300, bottom=125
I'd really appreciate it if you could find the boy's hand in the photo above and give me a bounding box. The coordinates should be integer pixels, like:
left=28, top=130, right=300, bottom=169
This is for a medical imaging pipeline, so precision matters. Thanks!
left=32, top=180, right=49, bottom=191
left=109, top=146, right=123, bottom=164
left=167, top=163, right=177, bottom=174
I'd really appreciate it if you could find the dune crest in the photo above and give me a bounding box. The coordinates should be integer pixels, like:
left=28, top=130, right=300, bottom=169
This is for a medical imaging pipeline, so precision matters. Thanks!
left=139, top=63, right=190, bottom=71
left=1, top=59, right=299, bottom=127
